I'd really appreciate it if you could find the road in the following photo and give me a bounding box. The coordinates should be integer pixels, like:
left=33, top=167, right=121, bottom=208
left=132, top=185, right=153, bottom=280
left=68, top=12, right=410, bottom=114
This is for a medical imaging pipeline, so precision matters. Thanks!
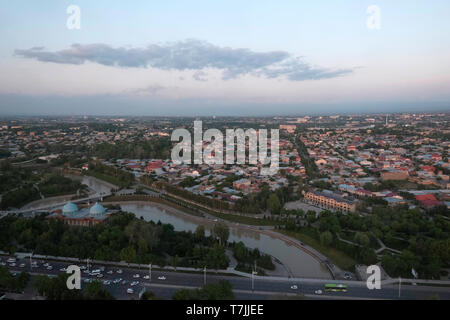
left=2, top=256, right=449, bottom=300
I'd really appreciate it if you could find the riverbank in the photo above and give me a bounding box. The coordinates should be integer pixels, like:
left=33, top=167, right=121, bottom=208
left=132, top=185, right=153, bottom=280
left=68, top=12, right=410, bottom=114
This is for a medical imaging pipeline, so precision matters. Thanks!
left=105, top=199, right=333, bottom=279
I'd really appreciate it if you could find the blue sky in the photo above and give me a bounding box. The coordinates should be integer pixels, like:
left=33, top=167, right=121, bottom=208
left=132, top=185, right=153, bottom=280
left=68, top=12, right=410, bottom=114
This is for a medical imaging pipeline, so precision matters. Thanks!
left=1, top=0, right=449, bottom=115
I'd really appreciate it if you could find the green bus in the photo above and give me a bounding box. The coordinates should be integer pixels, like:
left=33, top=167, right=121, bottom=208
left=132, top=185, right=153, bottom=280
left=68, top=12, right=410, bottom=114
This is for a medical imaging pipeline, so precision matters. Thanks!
left=324, top=283, right=347, bottom=292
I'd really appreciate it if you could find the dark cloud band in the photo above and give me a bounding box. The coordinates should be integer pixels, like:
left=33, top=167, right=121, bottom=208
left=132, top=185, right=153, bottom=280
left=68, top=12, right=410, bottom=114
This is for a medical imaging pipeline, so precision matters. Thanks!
left=14, top=39, right=352, bottom=81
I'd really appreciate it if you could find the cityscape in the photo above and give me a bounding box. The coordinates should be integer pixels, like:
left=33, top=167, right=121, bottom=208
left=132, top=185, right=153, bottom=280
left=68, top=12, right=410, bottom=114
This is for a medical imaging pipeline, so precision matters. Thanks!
left=0, top=0, right=449, bottom=308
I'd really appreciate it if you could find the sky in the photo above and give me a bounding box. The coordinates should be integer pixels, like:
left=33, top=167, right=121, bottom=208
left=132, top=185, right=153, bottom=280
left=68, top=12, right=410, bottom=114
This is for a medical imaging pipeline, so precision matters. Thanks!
left=0, top=0, right=449, bottom=116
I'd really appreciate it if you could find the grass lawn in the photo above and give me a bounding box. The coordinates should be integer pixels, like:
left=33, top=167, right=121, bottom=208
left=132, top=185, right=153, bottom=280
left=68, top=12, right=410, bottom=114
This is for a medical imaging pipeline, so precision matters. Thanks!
left=277, top=229, right=357, bottom=271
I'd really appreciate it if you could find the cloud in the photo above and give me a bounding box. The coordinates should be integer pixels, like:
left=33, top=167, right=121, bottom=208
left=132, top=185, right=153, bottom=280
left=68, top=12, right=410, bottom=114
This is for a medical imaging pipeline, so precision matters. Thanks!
left=14, top=39, right=353, bottom=81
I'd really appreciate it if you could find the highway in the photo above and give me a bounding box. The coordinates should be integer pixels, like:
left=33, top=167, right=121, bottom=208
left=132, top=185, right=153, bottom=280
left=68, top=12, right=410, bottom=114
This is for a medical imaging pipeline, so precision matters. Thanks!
left=2, top=256, right=449, bottom=300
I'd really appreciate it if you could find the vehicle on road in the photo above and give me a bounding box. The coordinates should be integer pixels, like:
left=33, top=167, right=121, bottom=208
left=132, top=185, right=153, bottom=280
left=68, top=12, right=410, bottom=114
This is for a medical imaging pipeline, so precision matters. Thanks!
left=143, top=275, right=150, bottom=280
left=9, top=263, right=16, bottom=267
left=47, top=266, right=53, bottom=270
left=290, top=285, right=298, bottom=290
left=116, top=269, right=123, bottom=274
left=0, top=262, right=5, bottom=266
left=315, top=290, right=323, bottom=295
left=19, top=263, right=26, bottom=268
left=7, top=258, right=16, bottom=263
left=131, top=281, right=139, bottom=286
left=103, top=280, right=111, bottom=285
left=324, top=284, right=347, bottom=293
left=133, top=274, right=140, bottom=278
left=121, top=280, right=128, bottom=285
left=158, top=276, right=166, bottom=280
left=127, top=288, right=134, bottom=294
left=107, top=270, right=113, bottom=274
left=43, top=263, right=49, bottom=267
left=113, top=278, right=122, bottom=284
left=60, top=267, right=67, bottom=272
left=96, top=274, right=104, bottom=278
left=80, top=265, right=86, bottom=270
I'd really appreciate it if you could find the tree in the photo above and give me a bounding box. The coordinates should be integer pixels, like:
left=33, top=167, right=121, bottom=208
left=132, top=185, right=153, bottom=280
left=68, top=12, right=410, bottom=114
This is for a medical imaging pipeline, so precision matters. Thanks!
left=84, top=280, right=115, bottom=300
left=120, top=246, right=137, bottom=263
left=319, top=231, right=333, bottom=246
left=354, top=232, right=370, bottom=247
left=212, top=222, right=229, bottom=246
left=266, top=194, right=281, bottom=214
left=194, top=225, right=206, bottom=240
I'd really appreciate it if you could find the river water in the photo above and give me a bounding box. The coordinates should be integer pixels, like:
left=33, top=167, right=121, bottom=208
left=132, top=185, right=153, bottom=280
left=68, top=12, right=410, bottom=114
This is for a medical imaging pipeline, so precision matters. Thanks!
left=121, top=202, right=331, bottom=279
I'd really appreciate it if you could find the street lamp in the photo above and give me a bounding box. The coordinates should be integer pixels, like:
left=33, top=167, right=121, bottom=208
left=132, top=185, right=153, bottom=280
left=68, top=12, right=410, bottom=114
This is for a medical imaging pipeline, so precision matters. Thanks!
left=204, top=266, right=207, bottom=285
left=29, top=252, right=33, bottom=272
left=149, top=263, right=152, bottom=283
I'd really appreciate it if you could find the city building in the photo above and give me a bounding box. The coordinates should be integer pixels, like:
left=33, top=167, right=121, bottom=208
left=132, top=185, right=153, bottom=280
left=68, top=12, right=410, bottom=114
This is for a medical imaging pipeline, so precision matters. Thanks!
left=49, top=202, right=111, bottom=227
left=304, top=190, right=357, bottom=213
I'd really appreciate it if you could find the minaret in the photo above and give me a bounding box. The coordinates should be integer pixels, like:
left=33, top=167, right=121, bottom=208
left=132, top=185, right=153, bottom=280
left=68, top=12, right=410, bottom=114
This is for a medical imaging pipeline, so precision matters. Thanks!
left=385, top=114, right=388, bottom=126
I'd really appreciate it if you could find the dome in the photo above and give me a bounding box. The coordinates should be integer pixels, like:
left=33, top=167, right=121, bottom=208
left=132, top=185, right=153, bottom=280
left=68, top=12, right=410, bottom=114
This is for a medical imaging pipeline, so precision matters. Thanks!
left=90, top=202, right=106, bottom=215
left=62, top=202, right=78, bottom=214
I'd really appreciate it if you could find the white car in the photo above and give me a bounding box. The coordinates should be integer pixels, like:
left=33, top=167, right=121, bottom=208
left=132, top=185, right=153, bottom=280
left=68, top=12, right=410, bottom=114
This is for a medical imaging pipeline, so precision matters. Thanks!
left=43, top=263, right=49, bottom=267
left=0, top=262, right=6, bottom=266
left=143, top=275, right=150, bottom=280
left=131, top=281, right=139, bottom=286
left=158, top=276, right=166, bottom=280
left=97, top=274, right=104, bottom=278
left=127, top=288, right=134, bottom=294
left=107, top=270, right=113, bottom=274
left=19, top=263, right=26, bottom=268
left=47, top=266, right=53, bottom=270
left=60, top=267, right=67, bottom=272
left=290, top=285, right=298, bottom=290
left=103, top=280, right=111, bottom=285
left=315, top=290, right=323, bottom=295
left=80, top=266, right=86, bottom=270
left=9, top=263, right=16, bottom=267
left=116, top=269, right=123, bottom=274
left=133, top=274, right=140, bottom=278
left=113, top=278, right=122, bottom=284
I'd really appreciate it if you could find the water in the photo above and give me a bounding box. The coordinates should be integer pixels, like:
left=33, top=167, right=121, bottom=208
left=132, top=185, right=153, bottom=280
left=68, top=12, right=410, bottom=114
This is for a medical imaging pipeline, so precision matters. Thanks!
left=121, top=202, right=331, bottom=279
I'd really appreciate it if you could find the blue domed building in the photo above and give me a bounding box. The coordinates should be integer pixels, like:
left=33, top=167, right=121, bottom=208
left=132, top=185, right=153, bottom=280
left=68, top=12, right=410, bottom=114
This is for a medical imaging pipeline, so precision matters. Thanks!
left=51, top=201, right=110, bottom=227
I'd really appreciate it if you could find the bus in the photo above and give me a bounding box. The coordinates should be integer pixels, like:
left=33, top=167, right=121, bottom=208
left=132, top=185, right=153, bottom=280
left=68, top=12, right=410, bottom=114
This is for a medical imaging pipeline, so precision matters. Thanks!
left=324, top=283, right=347, bottom=293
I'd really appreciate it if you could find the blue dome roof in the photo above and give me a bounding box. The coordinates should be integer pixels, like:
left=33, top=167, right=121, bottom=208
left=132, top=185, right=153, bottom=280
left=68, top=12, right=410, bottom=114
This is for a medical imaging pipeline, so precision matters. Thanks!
left=90, top=203, right=106, bottom=215
left=63, top=202, right=78, bottom=214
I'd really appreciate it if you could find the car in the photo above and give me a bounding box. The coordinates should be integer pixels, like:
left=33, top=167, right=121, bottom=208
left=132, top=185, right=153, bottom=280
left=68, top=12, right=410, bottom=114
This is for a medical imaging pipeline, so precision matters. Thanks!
left=47, top=266, right=53, bottom=270
left=43, top=263, right=49, bottom=267
left=143, top=275, right=150, bottom=280
left=19, top=263, right=26, bottom=268
left=9, top=263, right=16, bottom=267
left=107, top=270, right=113, bottom=274
left=121, top=280, right=128, bottom=285
left=157, top=276, right=166, bottom=280
left=314, top=290, right=323, bottom=295
left=290, top=285, right=298, bottom=290
left=300, top=242, right=305, bottom=246
left=7, top=258, right=16, bottom=263
left=127, top=288, right=134, bottom=294
left=133, top=274, right=140, bottom=278
left=83, top=270, right=90, bottom=274
left=113, top=278, right=122, bottom=284
left=103, top=280, right=111, bottom=285
left=116, top=269, right=123, bottom=274
left=131, top=281, right=139, bottom=286
left=100, top=267, right=105, bottom=272
left=84, top=278, right=92, bottom=283
left=80, top=266, right=86, bottom=270
left=97, top=274, right=104, bottom=278
left=60, top=267, right=67, bottom=272
left=0, top=262, right=6, bottom=266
